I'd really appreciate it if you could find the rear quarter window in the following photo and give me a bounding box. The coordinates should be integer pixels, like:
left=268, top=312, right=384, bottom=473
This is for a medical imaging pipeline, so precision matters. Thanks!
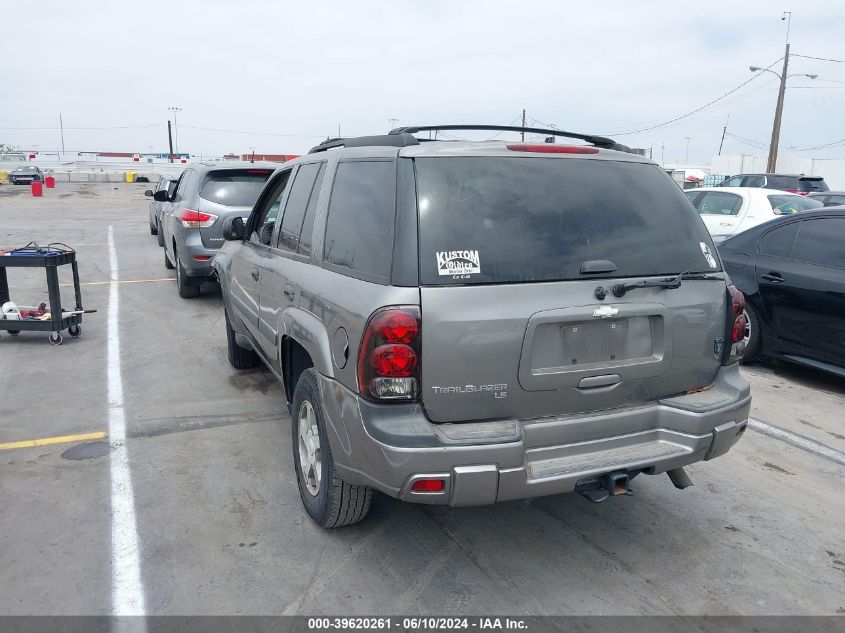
left=416, top=157, right=719, bottom=285
left=322, top=161, right=396, bottom=282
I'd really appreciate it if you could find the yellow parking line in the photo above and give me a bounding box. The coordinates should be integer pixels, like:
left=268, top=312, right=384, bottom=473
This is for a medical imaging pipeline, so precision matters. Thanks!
left=60, top=278, right=174, bottom=287
left=0, top=431, right=107, bottom=451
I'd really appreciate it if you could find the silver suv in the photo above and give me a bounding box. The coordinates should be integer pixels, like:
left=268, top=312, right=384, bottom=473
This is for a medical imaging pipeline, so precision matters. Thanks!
left=213, top=125, right=752, bottom=528
left=156, top=162, right=275, bottom=297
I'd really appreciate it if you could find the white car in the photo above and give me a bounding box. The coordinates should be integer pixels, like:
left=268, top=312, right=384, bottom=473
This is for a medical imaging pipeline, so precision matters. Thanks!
left=684, top=187, right=823, bottom=240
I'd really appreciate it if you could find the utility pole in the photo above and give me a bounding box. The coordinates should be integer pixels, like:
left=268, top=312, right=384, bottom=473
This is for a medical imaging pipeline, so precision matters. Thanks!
left=685, top=137, right=692, bottom=163
left=521, top=108, right=526, bottom=141
left=58, top=113, right=65, bottom=157
left=767, top=42, right=790, bottom=172
left=718, top=115, right=729, bottom=156
left=167, top=120, right=174, bottom=163
left=661, top=143, right=665, bottom=166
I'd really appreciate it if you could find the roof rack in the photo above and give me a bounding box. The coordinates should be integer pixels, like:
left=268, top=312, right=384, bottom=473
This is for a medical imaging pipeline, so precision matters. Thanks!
left=307, top=125, right=633, bottom=154
left=308, top=133, right=420, bottom=154
left=390, top=124, right=632, bottom=151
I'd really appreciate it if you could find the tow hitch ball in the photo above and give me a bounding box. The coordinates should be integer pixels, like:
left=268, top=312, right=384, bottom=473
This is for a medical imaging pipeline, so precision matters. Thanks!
left=577, top=472, right=634, bottom=504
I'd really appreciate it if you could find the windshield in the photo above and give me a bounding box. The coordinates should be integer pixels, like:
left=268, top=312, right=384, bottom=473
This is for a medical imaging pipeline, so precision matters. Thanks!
left=199, top=169, right=272, bottom=207
left=416, top=157, right=719, bottom=285
left=768, top=194, right=823, bottom=214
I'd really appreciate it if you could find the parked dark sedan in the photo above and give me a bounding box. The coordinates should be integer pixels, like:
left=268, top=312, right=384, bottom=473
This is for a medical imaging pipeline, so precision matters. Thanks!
left=807, top=191, right=845, bottom=207
left=9, top=166, right=44, bottom=185
left=718, top=207, right=845, bottom=377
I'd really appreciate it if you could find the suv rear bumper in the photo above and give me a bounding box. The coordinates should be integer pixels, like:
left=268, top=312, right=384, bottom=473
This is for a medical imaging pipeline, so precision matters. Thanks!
left=174, top=227, right=217, bottom=279
left=319, top=364, right=751, bottom=506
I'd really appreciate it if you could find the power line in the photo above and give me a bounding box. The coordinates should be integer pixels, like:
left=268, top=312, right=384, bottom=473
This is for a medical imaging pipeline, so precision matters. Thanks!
left=793, top=136, right=845, bottom=152
left=484, top=114, right=524, bottom=140
left=179, top=124, right=325, bottom=138
left=603, top=58, right=783, bottom=136
left=791, top=53, right=845, bottom=63
left=725, top=131, right=769, bottom=149
left=0, top=124, right=162, bottom=130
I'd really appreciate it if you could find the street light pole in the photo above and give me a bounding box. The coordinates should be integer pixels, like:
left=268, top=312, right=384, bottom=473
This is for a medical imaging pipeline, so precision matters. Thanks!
left=684, top=137, right=692, bottom=163
left=767, top=42, right=790, bottom=173
left=168, top=106, right=182, bottom=157
left=750, top=15, right=818, bottom=174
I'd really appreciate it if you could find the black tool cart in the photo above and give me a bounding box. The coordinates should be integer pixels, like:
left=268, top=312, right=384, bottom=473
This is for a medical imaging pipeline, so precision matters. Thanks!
left=0, top=244, right=87, bottom=345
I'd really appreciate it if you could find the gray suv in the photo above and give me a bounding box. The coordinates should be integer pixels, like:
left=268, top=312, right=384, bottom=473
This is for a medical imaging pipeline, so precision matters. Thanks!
left=213, top=125, right=752, bottom=528
left=156, top=162, right=274, bottom=297
left=146, top=175, right=177, bottom=246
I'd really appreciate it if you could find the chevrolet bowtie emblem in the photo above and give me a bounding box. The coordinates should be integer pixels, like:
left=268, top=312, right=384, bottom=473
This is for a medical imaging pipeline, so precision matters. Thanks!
left=593, top=305, right=619, bottom=318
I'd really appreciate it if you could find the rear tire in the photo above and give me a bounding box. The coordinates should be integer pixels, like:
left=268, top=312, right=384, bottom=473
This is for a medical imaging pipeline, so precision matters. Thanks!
left=164, top=244, right=175, bottom=270
left=175, top=248, right=200, bottom=298
left=291, top=369, right=372, bottom=528
left=150, top=221, right=157, bottom=235
left=740, top=303, right=762, bottom=364
left=156, top=220, right=165, bottom=247
left=225, top=309, right=259, bottom=369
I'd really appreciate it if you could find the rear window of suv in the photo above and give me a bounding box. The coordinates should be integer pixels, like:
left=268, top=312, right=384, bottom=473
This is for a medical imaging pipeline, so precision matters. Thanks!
left=798, top=177, right=828, bottom=192
left=199, top=169, right=272, bottom=206
left=416, top=157, right=719, bottom=285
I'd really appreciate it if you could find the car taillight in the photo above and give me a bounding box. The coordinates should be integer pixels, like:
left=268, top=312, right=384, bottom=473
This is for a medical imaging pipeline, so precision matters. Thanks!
left=358, top=306, right=421, bottom=401
left=506, top=144, right=599, bottom=154
left=785, top=189, right=809, bottom=196
left=180, top=209, right=218, bottom=229
left=723, top=285, right=747, bottom=365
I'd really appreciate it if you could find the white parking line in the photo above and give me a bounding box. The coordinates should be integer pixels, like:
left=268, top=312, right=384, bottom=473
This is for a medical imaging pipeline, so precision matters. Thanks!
left=108, top=225, right=147, bottom=616
left=748, top=418, right=845, bottom=467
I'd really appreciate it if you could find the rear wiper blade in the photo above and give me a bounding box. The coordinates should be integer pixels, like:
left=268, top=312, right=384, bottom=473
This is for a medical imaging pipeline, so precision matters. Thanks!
left=611, top=272, right=721, bottom=298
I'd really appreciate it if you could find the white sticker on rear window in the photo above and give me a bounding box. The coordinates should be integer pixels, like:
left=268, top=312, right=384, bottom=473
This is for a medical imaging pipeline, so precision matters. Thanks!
left=700, top=242, right=718, bottom=269
left=436, top=250, right=481, bottom=276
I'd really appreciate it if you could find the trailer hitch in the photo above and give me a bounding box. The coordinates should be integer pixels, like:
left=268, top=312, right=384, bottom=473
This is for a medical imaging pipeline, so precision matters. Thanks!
left=576, top=472, right=634, bottom=504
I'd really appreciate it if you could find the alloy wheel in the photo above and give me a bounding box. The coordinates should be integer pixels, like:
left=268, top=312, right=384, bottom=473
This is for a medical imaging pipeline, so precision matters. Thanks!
left=297, top=400, right=322, bottom=496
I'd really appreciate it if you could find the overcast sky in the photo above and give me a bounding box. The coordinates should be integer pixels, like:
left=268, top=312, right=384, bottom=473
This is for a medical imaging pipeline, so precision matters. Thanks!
left=2, top=0, right=844, bottom=162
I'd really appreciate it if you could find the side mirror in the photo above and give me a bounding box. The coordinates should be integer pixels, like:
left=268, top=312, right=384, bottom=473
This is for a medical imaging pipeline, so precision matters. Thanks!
left=222, top=216, right=246, bottom=241
left=153, top=190, right=170, bottom=202
left=144, top=189, right=153, bottom=197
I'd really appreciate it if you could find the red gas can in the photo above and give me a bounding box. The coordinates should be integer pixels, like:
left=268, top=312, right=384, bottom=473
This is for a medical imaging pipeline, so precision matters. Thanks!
left=45, top=176, right=55, bottom=189
left=31, top=181, right=43, bottom=197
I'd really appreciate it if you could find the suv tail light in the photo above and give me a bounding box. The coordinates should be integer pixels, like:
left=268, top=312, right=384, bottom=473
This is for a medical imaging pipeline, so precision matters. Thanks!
left=723, top=284, right=747, bottom=365
left=358, top=306, right=421, bottom=401
left=180, top=209, right=218, bottom=228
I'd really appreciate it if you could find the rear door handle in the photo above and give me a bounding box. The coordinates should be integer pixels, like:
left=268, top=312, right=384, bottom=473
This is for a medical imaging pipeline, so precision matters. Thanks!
left=761, top=272, right=784, bottom=283
left=250, top=269, right=260, bottom=281
left=283, top=284, right=295, bottom=301
left=578, top=374, right=621, bottom=390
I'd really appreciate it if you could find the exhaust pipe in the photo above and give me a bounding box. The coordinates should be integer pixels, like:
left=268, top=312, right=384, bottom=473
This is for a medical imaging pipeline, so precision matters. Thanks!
left=667, top=467, right=693, bottom=490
